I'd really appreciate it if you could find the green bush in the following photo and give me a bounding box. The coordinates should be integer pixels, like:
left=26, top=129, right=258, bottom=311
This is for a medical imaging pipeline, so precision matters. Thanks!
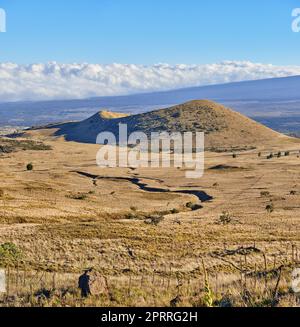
left=0, top=242, right=22, bottom=265
left=26, top=163, right=33, bottom=171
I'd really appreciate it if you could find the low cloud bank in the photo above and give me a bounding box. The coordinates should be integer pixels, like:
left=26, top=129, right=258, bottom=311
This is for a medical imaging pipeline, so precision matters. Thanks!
left=0, top=61, right=299, bottom=102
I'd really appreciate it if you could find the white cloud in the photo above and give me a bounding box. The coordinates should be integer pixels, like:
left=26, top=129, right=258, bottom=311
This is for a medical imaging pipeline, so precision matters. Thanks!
left=0, top=61, right=299, bottom=102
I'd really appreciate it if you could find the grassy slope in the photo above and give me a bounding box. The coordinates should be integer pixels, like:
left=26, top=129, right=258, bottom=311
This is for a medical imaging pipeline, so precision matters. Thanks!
left=39, top=100, right=295, bottom=150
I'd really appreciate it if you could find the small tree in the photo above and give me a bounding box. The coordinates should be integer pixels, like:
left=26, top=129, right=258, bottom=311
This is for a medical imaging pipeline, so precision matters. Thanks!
left=26, top=163, right=33, bottom=171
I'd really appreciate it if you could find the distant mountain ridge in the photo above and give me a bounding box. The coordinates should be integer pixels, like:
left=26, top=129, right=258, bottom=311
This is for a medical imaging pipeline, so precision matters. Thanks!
left=1, top=75, right=300, bottom=133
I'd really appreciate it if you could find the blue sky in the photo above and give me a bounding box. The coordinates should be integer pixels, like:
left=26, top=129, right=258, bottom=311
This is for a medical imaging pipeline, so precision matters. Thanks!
left=1, top=0, right=300, bottom=102
left=0, top=0, right=300, bottom=65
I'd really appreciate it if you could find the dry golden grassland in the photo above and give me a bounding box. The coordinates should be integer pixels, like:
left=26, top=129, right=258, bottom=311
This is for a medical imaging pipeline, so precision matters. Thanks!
left=0, top=134, right=300, bottom=307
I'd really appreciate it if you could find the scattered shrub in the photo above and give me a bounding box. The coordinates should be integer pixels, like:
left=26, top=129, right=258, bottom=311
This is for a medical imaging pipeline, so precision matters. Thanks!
left=26, top=163, right=33, bottom=171
left=170, top=295, right=183, bottom=307
left=0, top=242, right=22, bottom=265
left=186, top=202, right=195, bottom=209
left=267, top=153, right=273, bottom=160
left=0, top=145, right=13, bottom=153
left=219, top=212, right=232, bottom=225
left=218, top=292, right=234, bottom=307
left=0, top=139, right=51, bottom=153
left=260, top=191, right=270, bottom=197
left=125, top=213, right=138, bottom=220
left=186, top=202, right=203, bottom=211
left=144, top=215, right=164, bottom=226
left=35, top=288, right=53, bottom=300
left=67, top=193, right=87, bottom=200
left=266, top=203, right=274, bottom=213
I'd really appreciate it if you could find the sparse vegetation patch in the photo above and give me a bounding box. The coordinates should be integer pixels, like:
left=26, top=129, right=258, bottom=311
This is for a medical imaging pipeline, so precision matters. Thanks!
left=0, top=243, right=22, bottom=266
left=0, top=138, right=51, bottom=153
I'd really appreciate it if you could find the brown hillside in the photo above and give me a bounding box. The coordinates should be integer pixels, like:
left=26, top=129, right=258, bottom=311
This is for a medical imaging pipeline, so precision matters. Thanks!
left=30, top=100, right=293, bottom=150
